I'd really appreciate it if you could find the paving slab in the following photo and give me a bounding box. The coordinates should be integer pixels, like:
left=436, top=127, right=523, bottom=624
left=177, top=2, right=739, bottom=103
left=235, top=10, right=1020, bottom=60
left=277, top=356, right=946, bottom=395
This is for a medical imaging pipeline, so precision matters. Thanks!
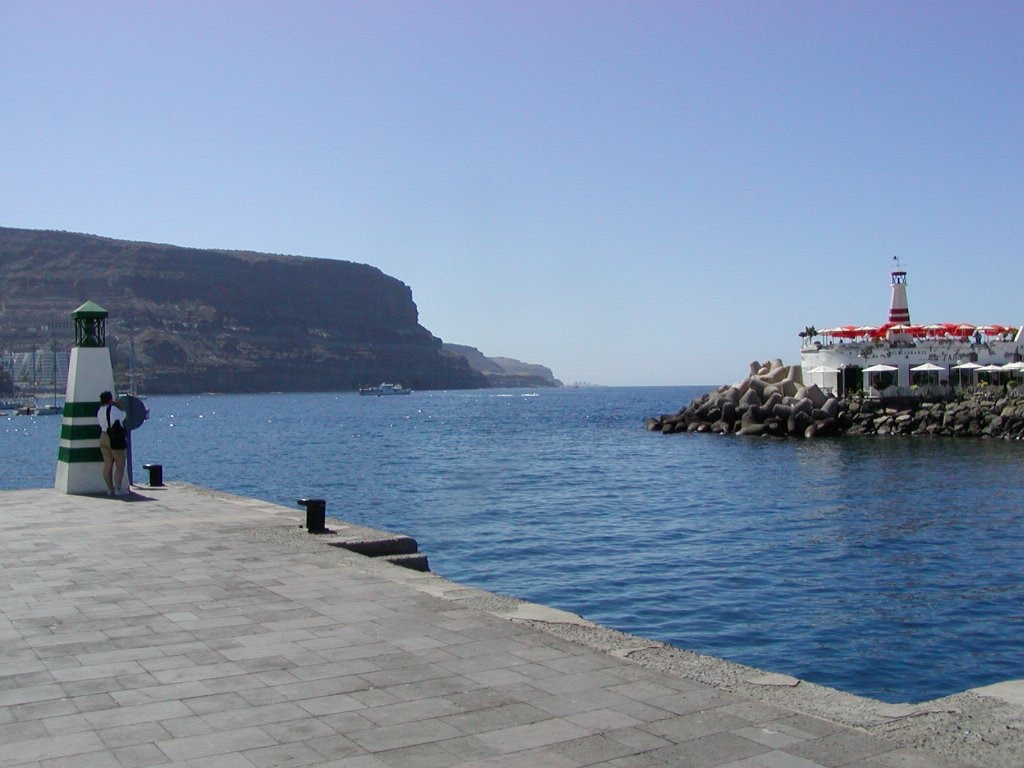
left=0, top=484, right=1019, bottom=768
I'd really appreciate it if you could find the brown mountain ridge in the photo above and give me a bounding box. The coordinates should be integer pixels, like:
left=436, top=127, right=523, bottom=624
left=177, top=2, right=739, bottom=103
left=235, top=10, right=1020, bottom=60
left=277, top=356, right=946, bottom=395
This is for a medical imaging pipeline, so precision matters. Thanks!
left=0, top=227, right=554, bottom=394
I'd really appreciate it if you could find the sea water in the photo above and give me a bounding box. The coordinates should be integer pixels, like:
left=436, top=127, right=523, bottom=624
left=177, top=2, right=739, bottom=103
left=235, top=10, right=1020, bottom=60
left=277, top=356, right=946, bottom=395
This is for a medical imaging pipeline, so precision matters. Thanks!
left=3, top=386, right=1023, bottom=703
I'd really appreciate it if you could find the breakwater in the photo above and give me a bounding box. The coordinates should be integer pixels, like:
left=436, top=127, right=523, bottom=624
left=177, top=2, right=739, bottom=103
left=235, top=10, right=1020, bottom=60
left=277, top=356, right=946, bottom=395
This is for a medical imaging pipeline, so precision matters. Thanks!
left=647, top=359, right=1024, bottom=439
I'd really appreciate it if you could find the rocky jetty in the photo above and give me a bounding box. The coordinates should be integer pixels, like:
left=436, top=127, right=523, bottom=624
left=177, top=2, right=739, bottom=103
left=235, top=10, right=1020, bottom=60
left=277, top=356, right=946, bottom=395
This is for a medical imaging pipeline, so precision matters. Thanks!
left=647, top=359, right=1024, bottom=439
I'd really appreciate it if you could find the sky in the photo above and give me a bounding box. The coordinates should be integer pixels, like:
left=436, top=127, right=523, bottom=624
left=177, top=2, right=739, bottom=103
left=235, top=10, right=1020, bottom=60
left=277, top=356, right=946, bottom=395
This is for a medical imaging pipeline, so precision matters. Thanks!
left=2, top=1, right=1023, bottom=386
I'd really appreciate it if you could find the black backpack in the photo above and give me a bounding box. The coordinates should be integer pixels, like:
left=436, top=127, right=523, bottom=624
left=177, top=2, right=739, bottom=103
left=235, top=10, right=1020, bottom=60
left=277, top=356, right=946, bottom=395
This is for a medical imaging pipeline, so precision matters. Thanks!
left=106, top=405, right=127, bottom=450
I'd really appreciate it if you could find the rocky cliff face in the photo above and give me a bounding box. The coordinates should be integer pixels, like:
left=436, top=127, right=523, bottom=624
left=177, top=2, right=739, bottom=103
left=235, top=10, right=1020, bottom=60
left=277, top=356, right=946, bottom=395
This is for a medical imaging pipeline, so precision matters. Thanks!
left=0, top=227, right=486, bottom=393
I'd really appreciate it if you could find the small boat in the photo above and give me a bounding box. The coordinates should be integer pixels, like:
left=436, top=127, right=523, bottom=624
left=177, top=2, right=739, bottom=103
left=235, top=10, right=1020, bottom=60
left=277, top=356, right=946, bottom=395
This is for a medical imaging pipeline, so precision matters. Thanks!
left=359, top=383, right=412, bottom=396
left=35, top=404, right=62, bottom=416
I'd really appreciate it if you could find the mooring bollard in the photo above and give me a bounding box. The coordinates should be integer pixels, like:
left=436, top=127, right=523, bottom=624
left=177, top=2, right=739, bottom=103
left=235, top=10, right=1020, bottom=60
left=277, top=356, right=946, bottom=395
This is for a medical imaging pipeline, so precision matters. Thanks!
left=142, top=463, right=163, bottom=486
left=296, top=498, right=327, bottom=533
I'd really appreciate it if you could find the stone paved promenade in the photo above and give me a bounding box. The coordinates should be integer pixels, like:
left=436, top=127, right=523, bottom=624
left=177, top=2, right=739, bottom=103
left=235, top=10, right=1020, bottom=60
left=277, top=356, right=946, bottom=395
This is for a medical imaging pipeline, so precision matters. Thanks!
left=0, top=484, right=1019, bottom=767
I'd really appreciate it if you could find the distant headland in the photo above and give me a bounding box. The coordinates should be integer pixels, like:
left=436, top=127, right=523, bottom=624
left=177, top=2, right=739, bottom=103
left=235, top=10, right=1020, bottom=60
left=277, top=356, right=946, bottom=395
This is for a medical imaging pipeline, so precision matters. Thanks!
left=0, top=227, right=560, bottom=395
left=441, top=343, right=562, bottom=389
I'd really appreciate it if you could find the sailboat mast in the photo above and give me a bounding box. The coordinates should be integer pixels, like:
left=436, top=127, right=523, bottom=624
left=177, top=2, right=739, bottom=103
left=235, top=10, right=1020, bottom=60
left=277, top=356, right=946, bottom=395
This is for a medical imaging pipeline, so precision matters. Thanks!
left=128, top=307, right=137, bottom=395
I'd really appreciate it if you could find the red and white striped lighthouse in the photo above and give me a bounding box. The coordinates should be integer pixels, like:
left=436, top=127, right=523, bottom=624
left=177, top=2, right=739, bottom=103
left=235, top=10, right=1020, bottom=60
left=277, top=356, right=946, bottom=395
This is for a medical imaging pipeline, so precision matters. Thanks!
left=888, top=259, right=910, bottom=325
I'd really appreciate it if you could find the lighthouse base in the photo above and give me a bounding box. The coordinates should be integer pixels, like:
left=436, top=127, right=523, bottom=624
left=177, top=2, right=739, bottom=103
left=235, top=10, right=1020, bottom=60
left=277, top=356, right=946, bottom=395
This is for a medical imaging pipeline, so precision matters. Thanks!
left=55, top=460, right=109, bottom=495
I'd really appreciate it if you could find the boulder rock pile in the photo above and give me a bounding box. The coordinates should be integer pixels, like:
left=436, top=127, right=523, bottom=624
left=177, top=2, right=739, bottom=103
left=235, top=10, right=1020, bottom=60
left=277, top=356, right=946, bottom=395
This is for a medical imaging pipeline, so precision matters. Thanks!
left=646, top=359, right=1024, bottom=439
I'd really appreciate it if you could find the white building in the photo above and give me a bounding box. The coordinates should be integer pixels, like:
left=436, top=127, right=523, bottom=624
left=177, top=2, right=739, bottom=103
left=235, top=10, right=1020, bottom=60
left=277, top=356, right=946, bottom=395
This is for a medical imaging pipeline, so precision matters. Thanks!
left=800, top=266, right=1022, bottom=396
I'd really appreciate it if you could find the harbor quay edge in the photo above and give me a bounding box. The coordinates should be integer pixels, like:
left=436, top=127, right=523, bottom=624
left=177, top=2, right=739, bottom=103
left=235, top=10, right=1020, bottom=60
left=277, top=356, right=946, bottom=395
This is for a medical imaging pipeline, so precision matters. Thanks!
left=0, top=483, right=1020, bottom=767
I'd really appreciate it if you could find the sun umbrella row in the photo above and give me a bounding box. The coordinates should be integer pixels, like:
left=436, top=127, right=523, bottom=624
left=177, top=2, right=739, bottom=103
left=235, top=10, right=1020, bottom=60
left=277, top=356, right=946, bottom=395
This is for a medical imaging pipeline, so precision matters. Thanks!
left=815, top=323, right=1017, bottom=340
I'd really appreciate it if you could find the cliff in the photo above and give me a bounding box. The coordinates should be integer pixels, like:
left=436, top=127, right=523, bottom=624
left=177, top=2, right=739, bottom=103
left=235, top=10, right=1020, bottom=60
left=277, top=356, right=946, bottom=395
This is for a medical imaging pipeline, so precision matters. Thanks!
left=0, top=227, right=487, bottom=393
left=442, top=344, right=562, bottom=388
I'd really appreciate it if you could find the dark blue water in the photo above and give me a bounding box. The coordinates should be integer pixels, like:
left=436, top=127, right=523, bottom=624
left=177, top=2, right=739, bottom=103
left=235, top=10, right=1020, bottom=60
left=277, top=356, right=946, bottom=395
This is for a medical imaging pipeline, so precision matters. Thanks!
left=4, top=386, right=1023, bottom=703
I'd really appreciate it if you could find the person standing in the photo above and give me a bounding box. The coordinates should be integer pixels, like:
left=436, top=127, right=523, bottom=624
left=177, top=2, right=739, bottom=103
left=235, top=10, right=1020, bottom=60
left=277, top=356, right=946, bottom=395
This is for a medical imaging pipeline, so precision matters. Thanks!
left=97, top=390, right=127, bottom=495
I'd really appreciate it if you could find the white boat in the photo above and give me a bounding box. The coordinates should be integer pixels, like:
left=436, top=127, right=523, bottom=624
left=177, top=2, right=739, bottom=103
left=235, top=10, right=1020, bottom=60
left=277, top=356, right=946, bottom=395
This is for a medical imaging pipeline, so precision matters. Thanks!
left=359, top=383, right=412, bottom=396
left=801, top=262, right=1022, bottom=396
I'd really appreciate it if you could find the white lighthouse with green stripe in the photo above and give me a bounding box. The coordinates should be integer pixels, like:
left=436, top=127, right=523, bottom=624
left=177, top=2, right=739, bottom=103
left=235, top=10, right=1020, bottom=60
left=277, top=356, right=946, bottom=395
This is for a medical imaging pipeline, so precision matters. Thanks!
left=55, top=301, right=116, bottom=494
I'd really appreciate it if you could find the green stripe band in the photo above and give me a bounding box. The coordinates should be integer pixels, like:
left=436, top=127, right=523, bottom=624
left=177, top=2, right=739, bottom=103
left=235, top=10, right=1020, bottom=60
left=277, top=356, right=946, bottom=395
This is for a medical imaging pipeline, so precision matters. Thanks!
left=58, top=446, right=103, bottom=463
left=61, top=424, right=102, bottom=441
left=65, top=401, right=102, bottom=418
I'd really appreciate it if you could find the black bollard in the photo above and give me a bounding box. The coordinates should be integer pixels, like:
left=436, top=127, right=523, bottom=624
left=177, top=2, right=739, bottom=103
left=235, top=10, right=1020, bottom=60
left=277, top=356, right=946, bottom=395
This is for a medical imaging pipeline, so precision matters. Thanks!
left=142, top=463, right=164, bottom=486
left=297, top=498, right=327, bottom=533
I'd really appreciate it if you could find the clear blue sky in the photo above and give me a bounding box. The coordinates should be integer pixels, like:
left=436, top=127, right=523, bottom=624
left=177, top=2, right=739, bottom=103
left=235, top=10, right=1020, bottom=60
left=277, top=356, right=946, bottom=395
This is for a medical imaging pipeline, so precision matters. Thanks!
left=3, top=1, right=1022, bottom=385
